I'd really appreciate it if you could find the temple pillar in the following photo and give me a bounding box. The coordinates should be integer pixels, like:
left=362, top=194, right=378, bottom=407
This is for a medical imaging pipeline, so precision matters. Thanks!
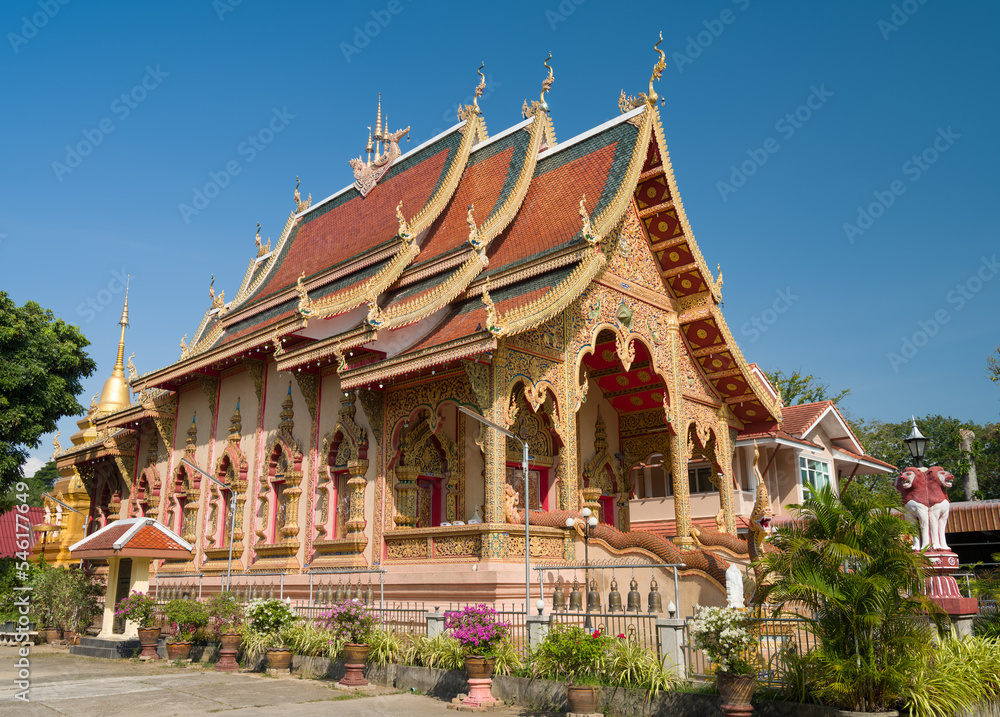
left=393, top=465, right=418, bottom=528
left=345, top=459, right=369, bottom=539
left=671, top=432, right=693, bottom=549
left=716, top=423, right=738, bottom=536
left=582, top=486, right=602, bottom=522
left=484, top=356, right=506, bottom=528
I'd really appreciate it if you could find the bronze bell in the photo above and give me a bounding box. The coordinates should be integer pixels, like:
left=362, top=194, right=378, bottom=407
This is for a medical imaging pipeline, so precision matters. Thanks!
left=334, top=580, right=346, bottom=602
left=353, top=579, right=363, bottom=601
left=268, top=582, right=275, bottom=599
left=648, top=576, right=663, bottom=614
left=365, top=581, right=375, bottom=606
left=608, top=577, right=623, bottom=612
left=587, top=577, right=602, bottom=612
left=552, top=581, right=566, bottom=612
left=627, top=577, right=642, bottom=612
left=568, top=577, right=583, bottom=611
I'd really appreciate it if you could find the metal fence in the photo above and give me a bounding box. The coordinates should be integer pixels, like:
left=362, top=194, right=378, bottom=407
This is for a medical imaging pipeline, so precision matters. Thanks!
left=682, top=612, right=817, bottom=687
left=552, top=610, right=661, bottom=654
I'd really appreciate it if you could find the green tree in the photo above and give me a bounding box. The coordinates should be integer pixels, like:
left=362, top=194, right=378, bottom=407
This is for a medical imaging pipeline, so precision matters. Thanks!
left=988, top=347, right=999, bottom=385
left=763, top=369, right=851, bottom=407
left=3, top=460, right=59, bottom=507
left=755, top=485, right=938, bottom=712
left=0, top=293, right=95, bottom=512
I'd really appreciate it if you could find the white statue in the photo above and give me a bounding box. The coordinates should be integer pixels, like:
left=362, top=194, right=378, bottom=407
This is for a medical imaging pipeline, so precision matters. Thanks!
left=468, top=505, right=483, bottom=525
left=726, top=564, right=745, bottom=608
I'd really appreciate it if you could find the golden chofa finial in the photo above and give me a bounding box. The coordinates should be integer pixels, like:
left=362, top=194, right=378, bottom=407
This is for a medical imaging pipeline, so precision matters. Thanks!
left=473, top=62, right=486, bottom=112
left=647, top=32, right=666, bottom=106
left=540, top=52, right=554, bottom=110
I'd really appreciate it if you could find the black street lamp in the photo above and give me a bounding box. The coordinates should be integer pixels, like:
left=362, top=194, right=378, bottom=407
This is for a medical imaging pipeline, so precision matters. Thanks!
left=566, top=508, right=599, bottom=630
left=904, top=416, right=928, bottom=468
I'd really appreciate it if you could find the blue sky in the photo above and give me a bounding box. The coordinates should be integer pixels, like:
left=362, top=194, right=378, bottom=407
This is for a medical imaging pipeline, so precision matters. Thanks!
left=2, top=0, right=998, bottom=474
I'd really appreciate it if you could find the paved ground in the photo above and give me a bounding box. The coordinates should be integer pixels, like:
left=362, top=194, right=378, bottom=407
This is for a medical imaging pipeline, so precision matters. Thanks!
left=0, top=646, right=542, bottom=717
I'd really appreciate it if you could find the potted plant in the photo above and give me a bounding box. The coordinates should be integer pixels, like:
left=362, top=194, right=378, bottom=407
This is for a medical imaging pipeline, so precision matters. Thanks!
left=532, top=622, right=610, bottom=714
left=319, top=599, right=378, bottom=686
left=163, top=599, right=208, bottom=660
left=444, top=604, right=510, bottom=708
left=65, top=567, right=104, bottom=644
left=115, top=591, right=160, bottom=660
left=690, top=605, right=757, bottom=716
left=208, top=592, right=245, bottom=672
left=245, top=597, right=297, bottom=671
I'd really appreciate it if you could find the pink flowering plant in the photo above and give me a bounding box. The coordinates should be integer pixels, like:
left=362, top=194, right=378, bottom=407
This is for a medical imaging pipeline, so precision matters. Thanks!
left=114, top=591, right=157, bottom=629
left=318, top=599, right=378, bottom=645
left=444, top=603, right=511, bottom=657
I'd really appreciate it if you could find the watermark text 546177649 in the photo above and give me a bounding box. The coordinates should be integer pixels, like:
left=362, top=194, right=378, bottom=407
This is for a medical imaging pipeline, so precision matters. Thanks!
left=11, top=481, right=35, bottom=701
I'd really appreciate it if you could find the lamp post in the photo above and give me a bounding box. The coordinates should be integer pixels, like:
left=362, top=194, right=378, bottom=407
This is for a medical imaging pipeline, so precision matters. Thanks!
left=566, top=508, right=599, bottom=630
left=205, top=474, right=238, bottom=592
left=904, top=416, right=928, bottom=468
left=458, top=405, right=532, bottom=617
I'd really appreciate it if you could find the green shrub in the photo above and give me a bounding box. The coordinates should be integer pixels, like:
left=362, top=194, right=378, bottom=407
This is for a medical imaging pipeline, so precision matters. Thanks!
left=163, top=599, right=209, bottom=641
left=603, top=635, right=680, bottom=698
left=206, top=592, right=245, bottom=635
left=530, top=623, right=611, bottom=685
left=280, top=621, right=343, bottom=659
left=367, top=628, right=404, bottom=666
left=904, top=632, right=1000, bottom=717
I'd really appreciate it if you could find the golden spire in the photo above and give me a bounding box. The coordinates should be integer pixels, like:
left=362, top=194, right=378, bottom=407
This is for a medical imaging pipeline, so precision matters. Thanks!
left=647, top=32, right=666, bottom=106
left=96, top=277, right=132, bottom=413
left=375, top=93, right=383, bottom=157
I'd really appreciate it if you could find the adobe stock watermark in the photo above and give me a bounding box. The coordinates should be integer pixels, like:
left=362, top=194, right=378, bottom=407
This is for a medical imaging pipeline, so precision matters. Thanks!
left=213, top=0, right=244, bottom=21
left=878, top=0, right=930, bottom=40
left=887, top=255, right=999, bottom=373
left=8, top=0, right=70, bottom=54
left=716, top=84, right=833, bottom=202
left=76, top=267, right=128, bottom=324
left=51, top=65, right=169, bottom=182
left=545, top=0, right=586, bottom=31
left=740, top=288, right=799, bottom=343
left=178, top=107, right=295, bottom=224
left=670, top=0, right=751, bottom=73
left=843, top=126, right=959, bottom=244
left=340, top=0, right=410, bottom=63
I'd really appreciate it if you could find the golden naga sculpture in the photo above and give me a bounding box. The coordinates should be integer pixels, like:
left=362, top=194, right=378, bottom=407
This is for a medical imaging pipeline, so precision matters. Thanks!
left=179, top=334, right=188, bottom=353
left=295, top=272, right=313, bottom=317
left=618, top=33, right=666, bottom=112
left=396, top=200, right=412, bottom=241
left=89, top=391, right=98, bottom=415
left=255, top=222, right=271, bottom=257
left=52, top=431, right=62, bottom=457
left=364, top=295, right=384, bottom=329
left=466, top=203, right=485, bottom=251
left=482, top=279, right=505, bottom=337
left=459, top=63, right=487, bottom=120
left=522, top=53, right=555, bottom=118
left=209, top=275, right=225, bottom=311
left=579, top=194, right=601, bottom=246
left=127, top=352, right=138, bottom=383
left=349, top=94, right=410, bottom=197
left=293, top=176, right=311, bottom=213
left=713, top=263, right=724, bottom=296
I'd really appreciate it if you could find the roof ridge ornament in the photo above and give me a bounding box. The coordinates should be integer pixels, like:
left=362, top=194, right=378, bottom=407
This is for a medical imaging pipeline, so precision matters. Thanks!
left=458, top=63, right=487, bottom=122
left=293, top=176, right=311, bottom=213
left=482, top=278, right=505, bottom=337
left=618, top=33, right=666, bottom=113
left=522, top=53, right=555, bottom=119
left=396, top=200, right=412, bottom=242
left=255, top=222, right=271, bottom=257
left=349, top=95, right=410, bottom=197
left=364, top=294, right=385, bottom=330
left=467, top=203, right=485, bottom=251
left=295, top=272, right=314, bottom=318
left=579, top=194, right=601, bottom=246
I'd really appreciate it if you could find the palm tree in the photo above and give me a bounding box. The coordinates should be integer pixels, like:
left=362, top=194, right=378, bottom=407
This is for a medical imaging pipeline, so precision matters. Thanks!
left=755, top=484, right=939, bottom=712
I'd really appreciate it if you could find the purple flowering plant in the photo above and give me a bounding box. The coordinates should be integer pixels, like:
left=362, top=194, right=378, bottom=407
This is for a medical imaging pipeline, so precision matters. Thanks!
left=114, top=591, right=157, bottom=629
left=318, top=599, right=378, bottom=645
left=444, top=604, right=510, bottom=657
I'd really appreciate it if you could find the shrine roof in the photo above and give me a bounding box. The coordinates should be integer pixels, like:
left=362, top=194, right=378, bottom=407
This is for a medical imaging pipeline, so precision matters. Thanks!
left=69, top=517, right=192, bottom=559
left=0, top=507, right=44, bottom=558
left=249, top=126, right=467, bottom=305
left=487, top=115, right=641, bottom=272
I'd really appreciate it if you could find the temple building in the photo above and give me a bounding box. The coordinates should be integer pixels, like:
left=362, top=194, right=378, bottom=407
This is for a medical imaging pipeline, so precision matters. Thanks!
left=45, top=48, right=892, bottom=611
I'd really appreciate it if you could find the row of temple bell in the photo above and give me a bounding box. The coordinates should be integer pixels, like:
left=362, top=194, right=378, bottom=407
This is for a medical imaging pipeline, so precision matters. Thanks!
left=552, top=575, right=663, bottom=613
left=315, top=579, right=375, bottom=606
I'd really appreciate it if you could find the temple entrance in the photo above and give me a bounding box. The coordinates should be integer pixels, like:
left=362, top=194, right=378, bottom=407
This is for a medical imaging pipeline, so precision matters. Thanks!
left=112, top=558, right=132, bottom=634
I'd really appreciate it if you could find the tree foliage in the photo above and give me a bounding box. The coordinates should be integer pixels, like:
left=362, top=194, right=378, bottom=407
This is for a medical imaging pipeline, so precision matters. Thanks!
left=0, top=293, right=95, bottom=511
left=988, top=347, right=999, bottom=385
left=3, top=460, right=59, bottom=507
left=755, top=485, right=938, bottom=712
left=763, top=369, right=851, bottom=407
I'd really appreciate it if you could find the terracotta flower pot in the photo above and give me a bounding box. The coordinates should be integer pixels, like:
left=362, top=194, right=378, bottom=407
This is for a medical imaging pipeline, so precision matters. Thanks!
left=716, top=671, right=756, bottom=717
left=265, top=647, right=292, bottom=671
left=42, top=628, right=62, bottom=643
left=463, top=655, right=496, bottom=680
left=137, top=627, right=160, bottom=660
left=833, top=711, right=899, bottom=717
left=63, top=630, right=79, bottom=645
left=339, top=643, right=371, bottom=687
left=567, top=684, right=599, bottom=714
left=215, top=632, right=242, bottom=673
left=166, top=641, right=192, bottom=660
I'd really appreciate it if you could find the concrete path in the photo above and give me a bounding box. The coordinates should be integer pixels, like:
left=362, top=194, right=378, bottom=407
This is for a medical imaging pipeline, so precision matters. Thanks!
left=0, top=646, right=543, bottom=717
